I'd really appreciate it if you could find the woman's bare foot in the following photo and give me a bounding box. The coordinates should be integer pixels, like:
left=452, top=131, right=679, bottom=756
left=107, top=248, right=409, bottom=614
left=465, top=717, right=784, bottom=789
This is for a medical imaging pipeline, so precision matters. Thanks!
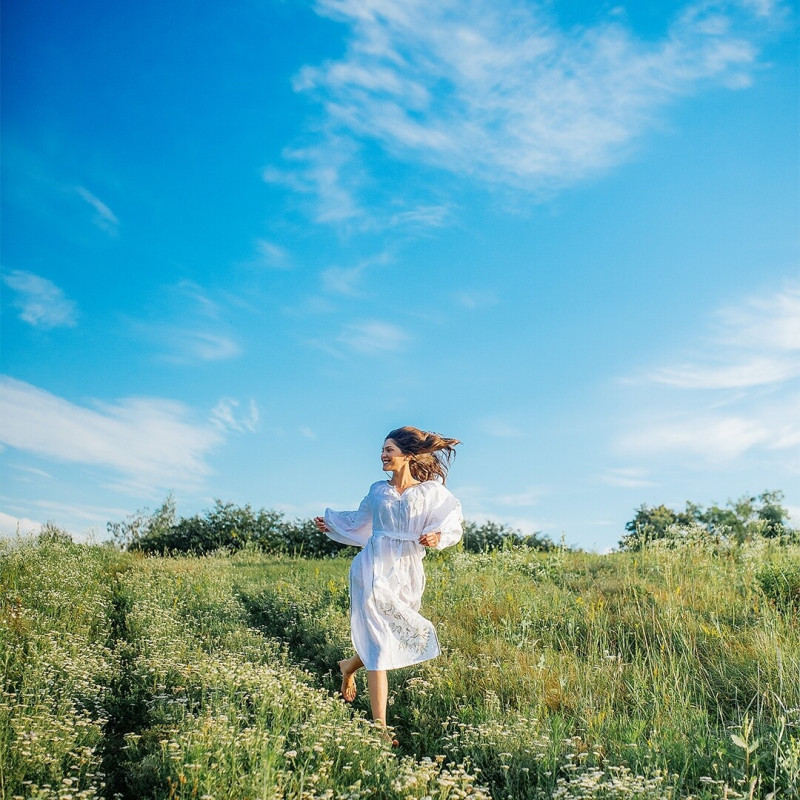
left=338, top=659, right=357, bottom=702
left=378, top=724, right=399, bottom=748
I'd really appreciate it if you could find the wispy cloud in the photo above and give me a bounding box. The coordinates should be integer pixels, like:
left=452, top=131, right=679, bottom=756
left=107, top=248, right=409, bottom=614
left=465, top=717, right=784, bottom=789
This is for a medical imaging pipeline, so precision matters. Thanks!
left=211, top=398, right=260, bottom=433
left=1, top=270, right=79, bottom=329
left=169, top=331, right=242, bottom=362
left=619, top=282, right=800, bottom=467
left=130, top=281, right=243, bottom=363
left=493, top=486, right=544, bottom=507
left=8, top=464, right=53, bottom=480
left=455, top=290, right=499, bottom=310
left=270, top=0, right=783, bottom=222
left=649, top=283, right=800, bottom=389
left=0, top=376, right=256, bottom=494
left=600, top=467, right=659, bottom=488
left=253, top=239, right=293, bottom=270
left=75, top=186, right=119, bottom=234
left=0, top=499, right=137, bottom=541
left=387, top=204, right=453, bottom=228
left=321, top=265, right=367, bottom=295
left=651, top=357, right=800, bottom=390
left=321, top=250, right=393, bottom=296
left=0, top=512, right=42, bottom=538
left=338, top=319, right=410, bottom=354
left=263, top=135, right=364, bottom=224
left=620, top=414, right=772, bottom=461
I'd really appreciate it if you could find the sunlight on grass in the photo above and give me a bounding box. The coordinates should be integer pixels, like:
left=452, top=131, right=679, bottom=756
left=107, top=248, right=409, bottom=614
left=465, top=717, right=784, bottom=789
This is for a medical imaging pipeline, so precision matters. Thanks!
left=2, top=536, right=798, bottom=798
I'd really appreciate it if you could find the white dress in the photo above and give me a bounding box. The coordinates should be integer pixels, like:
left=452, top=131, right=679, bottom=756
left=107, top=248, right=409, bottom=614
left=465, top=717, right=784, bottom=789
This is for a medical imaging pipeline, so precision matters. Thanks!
left=324, top=480, right=463, bottom=671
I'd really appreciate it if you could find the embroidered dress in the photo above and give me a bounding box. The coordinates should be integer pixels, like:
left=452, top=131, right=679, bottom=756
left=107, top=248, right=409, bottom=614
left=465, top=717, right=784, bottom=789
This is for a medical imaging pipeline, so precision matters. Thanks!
left=324, top=480, right=463, bottom=671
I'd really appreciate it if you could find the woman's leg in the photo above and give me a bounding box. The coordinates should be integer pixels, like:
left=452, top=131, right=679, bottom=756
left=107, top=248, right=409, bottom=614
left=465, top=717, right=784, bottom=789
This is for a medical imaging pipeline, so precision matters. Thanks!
left=338, top=654, right=363, bottom=701
left=367, top=669, right=389, bottom=727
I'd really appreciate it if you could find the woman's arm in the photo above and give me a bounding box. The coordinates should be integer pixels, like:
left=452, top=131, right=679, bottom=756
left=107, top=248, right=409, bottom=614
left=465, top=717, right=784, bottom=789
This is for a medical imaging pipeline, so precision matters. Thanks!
left=319, top=486, right=375, bottom=548
left=420, top=487, right=463, bottom=550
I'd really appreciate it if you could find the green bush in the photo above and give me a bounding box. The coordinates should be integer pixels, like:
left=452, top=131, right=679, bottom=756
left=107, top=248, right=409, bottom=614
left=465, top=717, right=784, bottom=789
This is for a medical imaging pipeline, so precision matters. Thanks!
left=462, top=520, right=554, bottom=553
left=115, top=500, right=347, bottom=557
left=620, top=490, right=798, bottom=551
left=110, top=499, right=554, bottom=557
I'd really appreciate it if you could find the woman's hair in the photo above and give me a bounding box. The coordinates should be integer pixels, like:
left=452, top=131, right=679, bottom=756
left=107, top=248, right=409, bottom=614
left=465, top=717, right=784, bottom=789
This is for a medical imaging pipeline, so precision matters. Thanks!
left=385, top=426, right=460, bottom=484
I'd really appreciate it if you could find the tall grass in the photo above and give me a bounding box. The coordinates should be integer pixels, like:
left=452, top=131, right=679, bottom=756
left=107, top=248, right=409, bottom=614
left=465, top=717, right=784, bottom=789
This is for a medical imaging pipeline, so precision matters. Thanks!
left=2, top=535, right=798, bottom=799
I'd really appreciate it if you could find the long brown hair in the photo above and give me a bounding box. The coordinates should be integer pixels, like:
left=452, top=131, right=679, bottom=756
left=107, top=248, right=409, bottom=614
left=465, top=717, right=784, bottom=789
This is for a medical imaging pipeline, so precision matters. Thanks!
left=385, top=426, right=460, bottom=484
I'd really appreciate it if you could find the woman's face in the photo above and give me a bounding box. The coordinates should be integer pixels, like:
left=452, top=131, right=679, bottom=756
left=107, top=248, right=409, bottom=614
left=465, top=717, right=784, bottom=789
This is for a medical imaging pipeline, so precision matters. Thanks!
left=381, top=438, right=408, bottom=472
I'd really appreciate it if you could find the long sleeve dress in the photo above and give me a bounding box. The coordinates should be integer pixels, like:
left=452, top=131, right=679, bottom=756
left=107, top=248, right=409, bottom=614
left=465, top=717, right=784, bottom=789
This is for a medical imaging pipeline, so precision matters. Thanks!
left=324, top=479, right=463, bottom=671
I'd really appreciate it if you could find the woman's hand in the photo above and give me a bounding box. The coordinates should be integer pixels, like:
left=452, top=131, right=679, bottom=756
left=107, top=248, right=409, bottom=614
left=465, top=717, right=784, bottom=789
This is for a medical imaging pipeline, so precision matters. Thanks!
left=313, top=516, right=329, bottom=533
left=419, top=530, right=441, bottom=548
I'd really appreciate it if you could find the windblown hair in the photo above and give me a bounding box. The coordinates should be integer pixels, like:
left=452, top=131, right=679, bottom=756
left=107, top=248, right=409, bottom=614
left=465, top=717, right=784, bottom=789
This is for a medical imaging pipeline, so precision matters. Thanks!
left=385, top=426, right=461, bottom=484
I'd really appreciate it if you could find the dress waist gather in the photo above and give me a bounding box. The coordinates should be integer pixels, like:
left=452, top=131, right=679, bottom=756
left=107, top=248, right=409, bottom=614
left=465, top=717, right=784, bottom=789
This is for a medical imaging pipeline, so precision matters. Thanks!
left=371, top=529, right=418, bottom=542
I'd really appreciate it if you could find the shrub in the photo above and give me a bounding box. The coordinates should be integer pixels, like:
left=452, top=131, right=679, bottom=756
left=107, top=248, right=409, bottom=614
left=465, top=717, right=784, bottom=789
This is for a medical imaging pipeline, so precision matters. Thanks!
left=121, top=500, right=347, bottom=557
left=462, top=520, right=555, bottom=553
left=112, top=500, right=552, bottom=557
left=620, top=491, right=798, bottom=551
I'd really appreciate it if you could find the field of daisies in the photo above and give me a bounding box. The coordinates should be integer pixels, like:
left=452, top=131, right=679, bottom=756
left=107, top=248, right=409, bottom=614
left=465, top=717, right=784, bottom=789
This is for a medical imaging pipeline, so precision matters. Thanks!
left=2, top=532, right=798, bottom=799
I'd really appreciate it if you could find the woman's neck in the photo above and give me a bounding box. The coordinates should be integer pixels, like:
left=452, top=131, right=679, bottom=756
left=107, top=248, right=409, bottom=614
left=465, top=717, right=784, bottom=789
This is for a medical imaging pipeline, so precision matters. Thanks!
left=389, top=463, right=419, bottom=491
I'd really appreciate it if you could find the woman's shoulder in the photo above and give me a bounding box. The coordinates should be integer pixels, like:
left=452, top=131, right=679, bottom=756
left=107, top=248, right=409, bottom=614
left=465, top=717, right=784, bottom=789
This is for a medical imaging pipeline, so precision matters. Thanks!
left=368, top=479, right=391, bottom=494
left=418, top=479, right=456, bottom=499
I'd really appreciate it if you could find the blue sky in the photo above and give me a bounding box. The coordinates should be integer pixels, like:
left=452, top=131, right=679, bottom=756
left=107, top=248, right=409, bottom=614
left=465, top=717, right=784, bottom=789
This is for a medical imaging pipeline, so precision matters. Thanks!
left=1, top=0, right=798, bottom=550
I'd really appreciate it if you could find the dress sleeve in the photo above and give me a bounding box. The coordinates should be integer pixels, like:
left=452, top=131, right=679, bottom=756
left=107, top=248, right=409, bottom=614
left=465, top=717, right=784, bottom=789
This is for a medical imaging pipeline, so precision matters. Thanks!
left=422, top=485, right=463, bottom=551
left=323, top=489, right=373, bottom=548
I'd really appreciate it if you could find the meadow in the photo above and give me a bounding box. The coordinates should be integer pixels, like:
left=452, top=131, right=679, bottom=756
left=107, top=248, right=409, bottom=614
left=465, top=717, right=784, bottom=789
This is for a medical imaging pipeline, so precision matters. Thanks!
left=1, top=532, right=798, bottom=799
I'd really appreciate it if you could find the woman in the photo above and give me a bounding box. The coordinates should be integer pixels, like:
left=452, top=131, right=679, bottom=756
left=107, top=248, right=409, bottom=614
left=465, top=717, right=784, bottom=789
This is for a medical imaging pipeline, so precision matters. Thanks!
left=313, top=426, right=463, bottom=741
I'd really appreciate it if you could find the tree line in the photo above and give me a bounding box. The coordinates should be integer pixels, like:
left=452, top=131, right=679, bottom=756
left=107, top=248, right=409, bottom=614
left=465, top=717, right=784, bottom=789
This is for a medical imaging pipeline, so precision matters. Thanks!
left=104, top=489, right=795, bottom=556
left=618, top=490, right=797, bottom=551
left=106, top=495, right=555, bottom=556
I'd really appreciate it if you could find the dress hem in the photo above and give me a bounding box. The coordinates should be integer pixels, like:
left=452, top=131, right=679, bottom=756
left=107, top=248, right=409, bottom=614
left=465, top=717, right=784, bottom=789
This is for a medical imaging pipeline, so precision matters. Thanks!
left=354, top=650, right=441, bottom=672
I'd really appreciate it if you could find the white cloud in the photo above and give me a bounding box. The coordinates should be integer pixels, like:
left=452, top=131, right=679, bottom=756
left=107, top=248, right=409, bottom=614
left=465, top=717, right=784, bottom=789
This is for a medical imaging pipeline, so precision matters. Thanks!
left=8, top=464, right=53, bottom=480
left=618, top=391, right=800, bottom=466
left=716, top=283, right=800, bottom=350
left=619, top=283, right=800, bottom=469
left=0, top=500, right=138, bottom=541
left=321, top=250, right=392, bottom=296
left=2, top=270, right=78, bottom=329
left=493, top=487, right=544, bottom=507
left=338, top=319, right=410, bottom=354
left=75, top=186, right=119, bottom=234
left=134, top=326, right=242, bottom=363
left=173, top=331, right=241, bottom=362
left=0, top=377, right=254, bottom=494
left=129, top=282, right=243, bottom=363
left=387, top=205, right=453, bottom=228
left=620, top=415, right=771, bottom=461
left=211, top=397, right=260, bottom=433
left=272, top=0, right=781, bottom=220
left=455, top=290, right=499, bottom=310
left=601, top=468, right=658, bottom=488
left=0, top=512, right=42, bottom=538
left=263, top=135, right=364, bottom=224
left=322, top=265, right=368, bottom=296
left=649, top=283, right=800, bottom=389
left=175, top=280, right=222, bottom=319
left=651, top=357, right=799, bottom=389
left=254, top=239, right=293, bottom=270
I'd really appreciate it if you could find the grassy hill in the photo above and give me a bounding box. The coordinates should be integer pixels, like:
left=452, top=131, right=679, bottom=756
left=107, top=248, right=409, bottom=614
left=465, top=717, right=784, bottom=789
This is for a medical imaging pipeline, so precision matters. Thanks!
left=1, top=534, right=798, bottom=799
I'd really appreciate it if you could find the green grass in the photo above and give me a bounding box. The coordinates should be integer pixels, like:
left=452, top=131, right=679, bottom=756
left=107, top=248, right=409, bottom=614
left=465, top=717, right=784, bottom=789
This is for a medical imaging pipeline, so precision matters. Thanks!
left=2, top=536, right=798, bottom=799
